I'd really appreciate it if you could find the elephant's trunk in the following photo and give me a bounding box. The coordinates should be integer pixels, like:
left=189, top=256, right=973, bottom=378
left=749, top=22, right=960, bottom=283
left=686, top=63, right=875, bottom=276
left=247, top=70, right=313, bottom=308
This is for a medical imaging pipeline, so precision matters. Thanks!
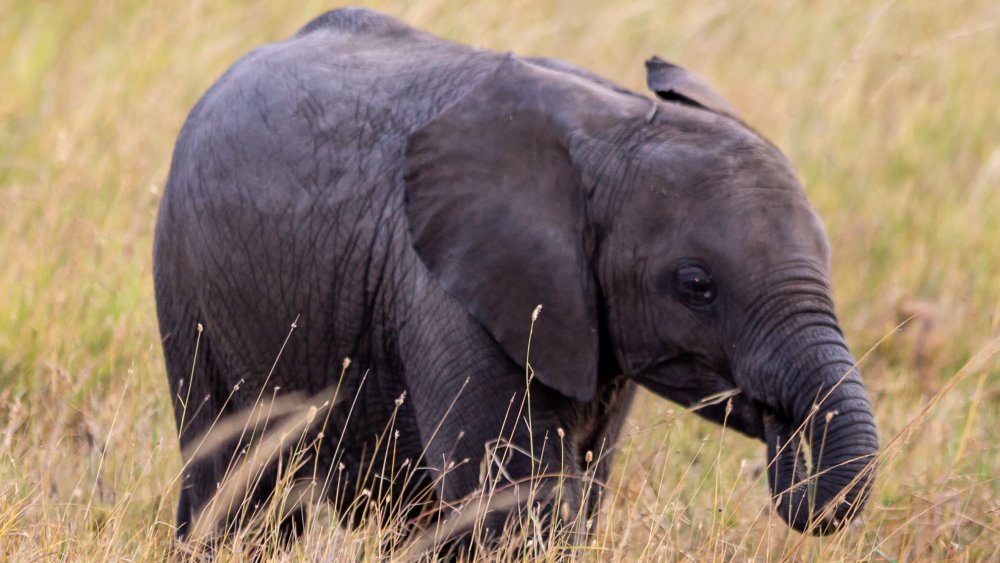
left=763, top=356, right=878, bottom=534
left=737, top=291, right=879, bottom=534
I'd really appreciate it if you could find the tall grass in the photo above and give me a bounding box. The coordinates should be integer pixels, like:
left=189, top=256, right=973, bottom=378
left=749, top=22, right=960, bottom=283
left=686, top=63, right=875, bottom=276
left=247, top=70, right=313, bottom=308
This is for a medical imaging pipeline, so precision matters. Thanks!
left=1, top=0, right=998, bottom=560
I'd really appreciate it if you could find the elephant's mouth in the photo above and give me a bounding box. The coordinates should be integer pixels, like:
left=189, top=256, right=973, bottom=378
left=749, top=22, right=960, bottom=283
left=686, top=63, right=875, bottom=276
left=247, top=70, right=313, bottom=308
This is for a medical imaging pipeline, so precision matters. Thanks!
left=632, top=355, right=766, bottom=440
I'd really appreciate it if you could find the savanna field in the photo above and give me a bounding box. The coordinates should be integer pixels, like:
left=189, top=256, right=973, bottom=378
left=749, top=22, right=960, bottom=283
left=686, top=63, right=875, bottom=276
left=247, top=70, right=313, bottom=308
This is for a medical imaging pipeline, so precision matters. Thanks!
left=2, top=0, right=999, bottom=560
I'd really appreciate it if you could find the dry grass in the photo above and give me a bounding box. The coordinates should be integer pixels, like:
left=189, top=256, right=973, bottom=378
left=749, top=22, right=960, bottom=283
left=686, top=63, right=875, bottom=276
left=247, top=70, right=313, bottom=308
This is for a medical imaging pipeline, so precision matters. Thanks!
left=1, top=0, right=999, bottom=560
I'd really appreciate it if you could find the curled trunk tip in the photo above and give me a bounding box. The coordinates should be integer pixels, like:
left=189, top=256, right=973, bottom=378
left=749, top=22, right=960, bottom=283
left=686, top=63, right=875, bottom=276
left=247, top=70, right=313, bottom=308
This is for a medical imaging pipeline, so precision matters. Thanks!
left=764, top=399, right=878, bottom=534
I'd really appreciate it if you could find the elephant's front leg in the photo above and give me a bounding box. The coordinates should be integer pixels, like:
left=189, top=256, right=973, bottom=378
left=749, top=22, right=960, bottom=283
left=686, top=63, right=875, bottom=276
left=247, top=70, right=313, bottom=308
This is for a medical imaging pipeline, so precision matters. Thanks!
left=409, top=372, right=588, bottom=549
left=575, top=377, right=637, bottom=535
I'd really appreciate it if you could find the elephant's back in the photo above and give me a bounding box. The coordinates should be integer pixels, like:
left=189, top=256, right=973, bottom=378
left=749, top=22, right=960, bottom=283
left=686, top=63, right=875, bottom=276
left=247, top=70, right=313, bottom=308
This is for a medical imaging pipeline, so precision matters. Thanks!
left=166, top=8, right=499, bottom=212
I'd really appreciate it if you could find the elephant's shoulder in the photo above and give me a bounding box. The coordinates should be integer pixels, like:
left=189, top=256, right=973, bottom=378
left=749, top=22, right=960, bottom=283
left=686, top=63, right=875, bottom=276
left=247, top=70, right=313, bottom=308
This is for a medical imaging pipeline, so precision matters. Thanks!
left=295, top=8, right=423, bottom=40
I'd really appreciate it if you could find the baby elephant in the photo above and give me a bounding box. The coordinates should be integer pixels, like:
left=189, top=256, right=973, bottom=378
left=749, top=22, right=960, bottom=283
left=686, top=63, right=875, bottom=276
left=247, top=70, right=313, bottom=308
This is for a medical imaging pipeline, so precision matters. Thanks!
left=154, top=7, right=878, bottom=549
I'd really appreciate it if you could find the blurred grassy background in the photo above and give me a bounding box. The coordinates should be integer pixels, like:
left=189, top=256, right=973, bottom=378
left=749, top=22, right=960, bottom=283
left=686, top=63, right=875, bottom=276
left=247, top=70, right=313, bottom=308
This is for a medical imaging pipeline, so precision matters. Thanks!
left=1, top=0, right=998, bottom=560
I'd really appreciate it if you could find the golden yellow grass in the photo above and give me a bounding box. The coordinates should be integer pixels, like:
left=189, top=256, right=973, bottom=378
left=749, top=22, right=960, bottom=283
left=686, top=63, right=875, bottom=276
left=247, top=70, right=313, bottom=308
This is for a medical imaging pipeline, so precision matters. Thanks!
left=1, top=0, right=999, bottom=560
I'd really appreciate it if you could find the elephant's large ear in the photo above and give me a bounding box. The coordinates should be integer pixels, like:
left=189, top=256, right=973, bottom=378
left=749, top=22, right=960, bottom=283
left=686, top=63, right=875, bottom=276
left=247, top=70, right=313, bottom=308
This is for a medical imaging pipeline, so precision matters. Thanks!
left=645, top=56, right=739, bottom=119
left=403, top=57, right=603, bottom=402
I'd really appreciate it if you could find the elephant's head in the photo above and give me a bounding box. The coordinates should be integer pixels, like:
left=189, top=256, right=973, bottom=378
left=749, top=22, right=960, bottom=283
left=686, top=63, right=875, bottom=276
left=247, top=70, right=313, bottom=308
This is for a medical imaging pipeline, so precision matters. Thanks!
left=404, top=54, right=878, bottom=534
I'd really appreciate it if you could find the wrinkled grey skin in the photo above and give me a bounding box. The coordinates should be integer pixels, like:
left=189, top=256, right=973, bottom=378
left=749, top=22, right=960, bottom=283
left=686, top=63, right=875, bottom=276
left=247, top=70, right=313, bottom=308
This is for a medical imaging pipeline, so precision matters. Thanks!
left=154, top=8, right=878, bottom=544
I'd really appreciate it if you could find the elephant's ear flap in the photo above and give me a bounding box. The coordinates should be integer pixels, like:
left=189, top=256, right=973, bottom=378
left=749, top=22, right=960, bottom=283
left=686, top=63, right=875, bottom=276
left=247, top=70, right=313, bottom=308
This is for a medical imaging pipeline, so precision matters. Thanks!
left=403, top=57, right=598, bottom=402
left=645, top=56, right=739, bottom=119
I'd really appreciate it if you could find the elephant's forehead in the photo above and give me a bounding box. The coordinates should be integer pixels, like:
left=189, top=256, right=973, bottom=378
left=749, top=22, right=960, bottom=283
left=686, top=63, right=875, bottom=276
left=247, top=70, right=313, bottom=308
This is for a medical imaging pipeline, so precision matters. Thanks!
left=621, top=174, right=829, bottom=270
left=697, top=191, right=824, bottom=244
left=685, top=190, right=831, bottom=274
left=643, top=138, right=797, bottom=194
left=625, top=146, right=805, bottom=228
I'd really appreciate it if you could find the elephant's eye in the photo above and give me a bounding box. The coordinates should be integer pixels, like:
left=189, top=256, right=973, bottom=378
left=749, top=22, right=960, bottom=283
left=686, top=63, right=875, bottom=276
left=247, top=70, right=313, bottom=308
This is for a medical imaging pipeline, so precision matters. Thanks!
left=673, top=263, right=716, bottom=307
